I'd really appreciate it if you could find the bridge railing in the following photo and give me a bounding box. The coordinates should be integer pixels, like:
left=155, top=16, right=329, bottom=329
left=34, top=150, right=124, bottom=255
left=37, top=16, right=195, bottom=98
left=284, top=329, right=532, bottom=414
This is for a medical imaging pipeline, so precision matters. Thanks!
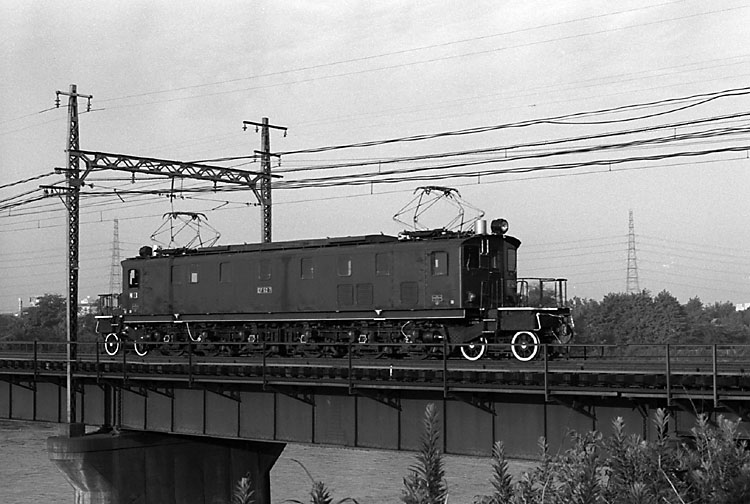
left=1, top=339, right=748, bottom=408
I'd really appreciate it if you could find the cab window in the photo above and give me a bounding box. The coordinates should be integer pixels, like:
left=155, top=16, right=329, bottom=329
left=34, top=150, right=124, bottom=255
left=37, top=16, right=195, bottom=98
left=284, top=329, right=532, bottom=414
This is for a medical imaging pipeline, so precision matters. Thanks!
left=127, top=269, right=140, bottom=288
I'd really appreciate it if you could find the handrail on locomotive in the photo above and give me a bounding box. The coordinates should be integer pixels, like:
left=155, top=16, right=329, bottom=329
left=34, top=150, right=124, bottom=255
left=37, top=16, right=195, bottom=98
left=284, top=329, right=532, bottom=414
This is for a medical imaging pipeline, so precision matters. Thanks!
left=516, top=277, right=568, bottom=309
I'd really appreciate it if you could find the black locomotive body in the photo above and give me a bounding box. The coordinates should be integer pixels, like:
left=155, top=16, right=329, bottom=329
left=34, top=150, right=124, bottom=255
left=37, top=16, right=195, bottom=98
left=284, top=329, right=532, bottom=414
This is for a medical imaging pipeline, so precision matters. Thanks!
left=97, top=219, right=572, bottom=361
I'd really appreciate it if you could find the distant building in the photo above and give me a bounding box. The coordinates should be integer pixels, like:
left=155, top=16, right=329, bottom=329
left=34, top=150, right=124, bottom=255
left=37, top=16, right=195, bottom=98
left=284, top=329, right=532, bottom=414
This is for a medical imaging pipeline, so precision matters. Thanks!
left=79, top=296, right=97, bottom=315
left=736, top=302, right=750, bottom=311
left=15, top=295, right=99, bottom=317
left=18, top=295, right=43, bottom=315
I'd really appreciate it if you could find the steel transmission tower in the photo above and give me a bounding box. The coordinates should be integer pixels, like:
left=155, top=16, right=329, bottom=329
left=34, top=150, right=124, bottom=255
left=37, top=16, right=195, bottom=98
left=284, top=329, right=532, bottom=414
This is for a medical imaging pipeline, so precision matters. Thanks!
left=109, top=219, right=121, bottom=295
left=626, top=210, right=640, bottom=294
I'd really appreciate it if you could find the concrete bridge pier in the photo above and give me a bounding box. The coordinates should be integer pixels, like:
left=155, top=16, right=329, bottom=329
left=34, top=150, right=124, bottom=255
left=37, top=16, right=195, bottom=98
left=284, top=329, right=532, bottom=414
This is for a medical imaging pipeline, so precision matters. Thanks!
left=48, top=428, right=286, bottom=504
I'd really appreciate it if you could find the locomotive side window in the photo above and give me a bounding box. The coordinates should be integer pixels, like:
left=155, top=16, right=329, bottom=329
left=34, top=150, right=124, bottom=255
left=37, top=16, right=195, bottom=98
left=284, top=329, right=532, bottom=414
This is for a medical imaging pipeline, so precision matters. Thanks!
left=431, top=251, right=448, bottom=276
left=337, top=256, right=352, bottom=277
left=219, top=262, right=232, bottom=283
left=507, top=249, right=517, bottom=272
left=128, top=269, right=140, bottom=288
left=189, top=264, right=199, bottom=284
left=375, top=252, right=392, bottom=276
left=301, top=257, right=314, bottom=279
left=258, top=260, right=271, bottom=280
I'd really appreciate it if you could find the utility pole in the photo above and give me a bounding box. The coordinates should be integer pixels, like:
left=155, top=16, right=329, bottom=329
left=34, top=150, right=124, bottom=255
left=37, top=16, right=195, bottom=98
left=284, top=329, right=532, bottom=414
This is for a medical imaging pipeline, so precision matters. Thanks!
left=243, top=118, right=287, bottom=243
left=55, top=84, right=92, bottom=429
left=626, top=209, right=640, bottom=294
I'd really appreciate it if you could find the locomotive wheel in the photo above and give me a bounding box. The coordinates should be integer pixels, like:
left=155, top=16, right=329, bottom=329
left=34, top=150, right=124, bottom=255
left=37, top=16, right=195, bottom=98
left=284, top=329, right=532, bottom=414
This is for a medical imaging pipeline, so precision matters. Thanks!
left=460, top=337, right=487, bottom=361
left=133, top=340, right=149, bottom=357
left=511, top=331, right=539, bottom=362
left=104, top=333, right=120, bottom=356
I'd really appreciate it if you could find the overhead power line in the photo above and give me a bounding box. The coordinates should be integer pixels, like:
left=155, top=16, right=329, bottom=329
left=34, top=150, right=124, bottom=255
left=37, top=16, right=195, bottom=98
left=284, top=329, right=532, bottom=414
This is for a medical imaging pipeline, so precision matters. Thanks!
left=0, top=172, right=56, bottom=190
left=275, top=143, right=750, bottom=189
left=274, top=111, right=750, bottom=174
left=275, top=85, right=750, bottom=157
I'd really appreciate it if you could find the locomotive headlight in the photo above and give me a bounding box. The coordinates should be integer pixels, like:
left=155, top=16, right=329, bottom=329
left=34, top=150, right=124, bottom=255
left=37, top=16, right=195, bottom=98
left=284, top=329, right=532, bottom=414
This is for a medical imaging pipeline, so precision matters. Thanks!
left=491, top=218, right=509, bottom=235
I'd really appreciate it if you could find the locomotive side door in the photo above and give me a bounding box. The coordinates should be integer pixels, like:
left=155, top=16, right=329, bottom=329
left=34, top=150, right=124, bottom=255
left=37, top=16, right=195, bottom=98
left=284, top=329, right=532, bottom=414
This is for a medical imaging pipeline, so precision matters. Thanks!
left=461, top=236, right=500, bottom=311
left=252, top=254, right=282, bottom=312
left=140, top=258, right=170, bottom=315
left=424, top=244, right=460, bottom=310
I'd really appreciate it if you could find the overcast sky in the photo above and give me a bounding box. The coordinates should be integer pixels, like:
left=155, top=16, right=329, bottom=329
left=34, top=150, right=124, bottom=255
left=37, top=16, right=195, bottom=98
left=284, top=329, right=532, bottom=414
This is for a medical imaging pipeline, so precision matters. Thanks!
left=2, top=0, right=750, bottom=313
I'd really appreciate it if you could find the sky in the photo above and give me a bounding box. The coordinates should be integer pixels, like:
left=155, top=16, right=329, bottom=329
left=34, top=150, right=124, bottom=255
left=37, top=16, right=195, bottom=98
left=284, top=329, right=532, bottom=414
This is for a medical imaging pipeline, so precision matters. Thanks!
left=1, top=0, right=750, bottom=314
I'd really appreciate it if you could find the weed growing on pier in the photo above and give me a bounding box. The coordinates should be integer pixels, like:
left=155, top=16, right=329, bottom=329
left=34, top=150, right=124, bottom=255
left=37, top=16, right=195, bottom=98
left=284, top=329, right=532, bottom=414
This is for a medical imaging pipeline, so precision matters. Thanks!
left=231, top=471, right=255, bottom=504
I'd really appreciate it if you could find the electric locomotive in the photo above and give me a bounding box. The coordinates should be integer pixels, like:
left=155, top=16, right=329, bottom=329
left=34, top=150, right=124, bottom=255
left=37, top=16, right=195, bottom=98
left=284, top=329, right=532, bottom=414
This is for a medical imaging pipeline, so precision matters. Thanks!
left=96, top=218, right=572, bottom=361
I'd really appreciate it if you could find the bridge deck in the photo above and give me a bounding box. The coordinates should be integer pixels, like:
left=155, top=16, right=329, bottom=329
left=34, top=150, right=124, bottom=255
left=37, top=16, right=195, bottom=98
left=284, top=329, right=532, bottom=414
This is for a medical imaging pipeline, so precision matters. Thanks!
left=2, top=343, right=749, bottom=459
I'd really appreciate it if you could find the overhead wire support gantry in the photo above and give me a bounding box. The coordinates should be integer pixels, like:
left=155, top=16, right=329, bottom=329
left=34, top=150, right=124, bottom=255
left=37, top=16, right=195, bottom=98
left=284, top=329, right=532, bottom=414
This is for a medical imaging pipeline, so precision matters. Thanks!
left=61, top=148, right=283, bottom=237
left=68, top=149, right=277, bottom=187
left=42, top=88, right=285, bottom=433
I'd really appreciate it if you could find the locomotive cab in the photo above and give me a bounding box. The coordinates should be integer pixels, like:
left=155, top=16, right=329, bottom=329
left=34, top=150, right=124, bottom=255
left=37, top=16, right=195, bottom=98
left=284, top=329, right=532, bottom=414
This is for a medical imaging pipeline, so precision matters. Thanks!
left=459, top=219, right=574, bottom=362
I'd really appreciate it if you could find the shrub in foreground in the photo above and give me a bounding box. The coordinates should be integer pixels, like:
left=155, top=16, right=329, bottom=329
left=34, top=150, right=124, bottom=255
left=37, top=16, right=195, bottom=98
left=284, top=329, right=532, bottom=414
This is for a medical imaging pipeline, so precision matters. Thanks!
left=235, top=404, right=750, bottom=503
left=471, top=408, right=750, bottom=504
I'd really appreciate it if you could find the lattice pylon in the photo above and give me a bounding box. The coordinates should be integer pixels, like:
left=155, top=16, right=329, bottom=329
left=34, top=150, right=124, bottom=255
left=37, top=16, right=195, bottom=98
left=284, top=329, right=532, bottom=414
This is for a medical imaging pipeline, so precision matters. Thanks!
left=626, top=209, right=640, bottom=294
left=109, top=218, right=121, bottom=294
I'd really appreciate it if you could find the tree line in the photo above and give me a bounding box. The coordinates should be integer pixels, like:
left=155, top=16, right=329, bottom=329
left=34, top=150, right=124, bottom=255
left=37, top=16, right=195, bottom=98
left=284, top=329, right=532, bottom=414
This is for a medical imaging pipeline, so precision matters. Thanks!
left=571, top=290, right=750, bottom=346
left=0, top=294, right=98, bottom=343
left=1, top=290, right=749, bottom=345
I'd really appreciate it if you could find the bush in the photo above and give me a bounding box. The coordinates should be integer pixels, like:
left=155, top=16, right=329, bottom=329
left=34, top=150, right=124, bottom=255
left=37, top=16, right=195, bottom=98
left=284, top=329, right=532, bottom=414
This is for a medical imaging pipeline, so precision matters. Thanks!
left=471, top=408, right=750, bottom=504
left=235, top=405, right=750, bottom=504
